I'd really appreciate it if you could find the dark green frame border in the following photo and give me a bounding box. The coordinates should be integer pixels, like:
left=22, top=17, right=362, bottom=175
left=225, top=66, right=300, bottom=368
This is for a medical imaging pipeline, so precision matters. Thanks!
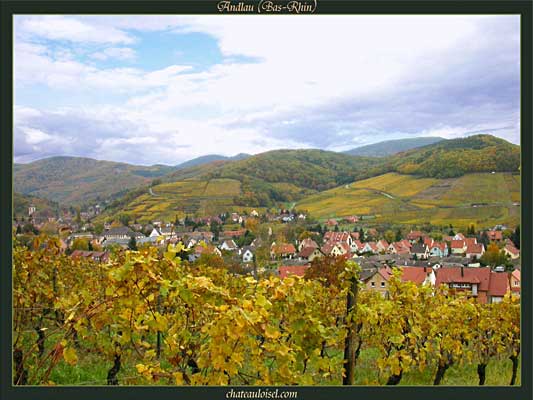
left=1, top=1, right=531, bottom=400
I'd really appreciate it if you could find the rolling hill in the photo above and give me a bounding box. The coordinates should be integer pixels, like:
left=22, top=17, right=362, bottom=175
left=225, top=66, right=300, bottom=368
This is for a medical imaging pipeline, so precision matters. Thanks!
left=382, top=134, right=520, bottom=178
left=98, top=135, right=520, bottom=225
left=99, top=150, right=382, bottom=223
left=13, top=192, right=63, bottom=219
left=14, top=134, right=521, bottom=227
left=344, top=136, right=445, bottom=157
left=13, top=156, right=177, bottom=205
left=175, top=153, right=251, bottom=169
left=296, top=172, right=520, bottom=228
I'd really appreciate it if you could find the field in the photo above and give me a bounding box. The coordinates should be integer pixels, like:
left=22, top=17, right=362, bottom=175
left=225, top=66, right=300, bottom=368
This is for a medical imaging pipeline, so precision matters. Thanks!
left=47, top=345, right=520, bottom=386
left=119, top=179, right=243, bottom=222
left=297, top=172, right=520, bottom=228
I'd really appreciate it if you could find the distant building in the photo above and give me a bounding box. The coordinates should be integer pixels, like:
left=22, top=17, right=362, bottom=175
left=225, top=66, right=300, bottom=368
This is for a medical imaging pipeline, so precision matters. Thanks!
left=278, top=264, right=310, bottom=279
left=71, top=250, right=110, bottom=263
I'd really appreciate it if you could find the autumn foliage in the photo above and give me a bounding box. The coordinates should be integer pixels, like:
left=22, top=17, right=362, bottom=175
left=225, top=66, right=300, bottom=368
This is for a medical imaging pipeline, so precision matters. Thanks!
left=13, top=237, right=520, bottom=386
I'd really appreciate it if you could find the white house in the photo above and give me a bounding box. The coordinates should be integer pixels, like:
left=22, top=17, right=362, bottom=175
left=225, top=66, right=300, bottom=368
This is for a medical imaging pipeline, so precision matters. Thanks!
left=220, top=239, right=239, bottom=251
left=241, top=247, right=254, bottom=263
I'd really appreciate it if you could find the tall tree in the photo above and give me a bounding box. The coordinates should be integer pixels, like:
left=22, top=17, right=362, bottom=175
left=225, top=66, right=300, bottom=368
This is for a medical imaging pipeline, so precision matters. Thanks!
left=128, top=236, right=137, bottom=251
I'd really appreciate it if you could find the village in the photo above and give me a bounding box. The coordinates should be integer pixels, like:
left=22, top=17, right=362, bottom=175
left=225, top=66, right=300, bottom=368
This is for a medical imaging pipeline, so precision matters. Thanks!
left=14, top=203, right=521, bottom=305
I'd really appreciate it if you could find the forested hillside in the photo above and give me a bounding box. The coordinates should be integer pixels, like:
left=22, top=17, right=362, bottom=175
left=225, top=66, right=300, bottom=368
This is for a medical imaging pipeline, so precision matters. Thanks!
left=14, top=156, right=177, bottom=205
left=383, top=135, right=520, bottom=178
left=344, top=136, right=445, bottom=157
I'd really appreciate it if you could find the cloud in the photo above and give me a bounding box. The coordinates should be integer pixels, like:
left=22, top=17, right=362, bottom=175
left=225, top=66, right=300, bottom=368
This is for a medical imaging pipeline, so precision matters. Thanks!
left=91, top=47, right=137, bottom=61
left=19, top=16, right=135, bottom=44
left=14, top=39, right=191, bottom=92
left=13, top=15, right=520, bottom=165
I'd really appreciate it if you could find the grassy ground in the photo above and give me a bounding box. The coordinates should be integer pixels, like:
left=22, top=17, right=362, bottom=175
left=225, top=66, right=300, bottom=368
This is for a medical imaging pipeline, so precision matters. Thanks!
left=44, top=345, right=520, bottom=386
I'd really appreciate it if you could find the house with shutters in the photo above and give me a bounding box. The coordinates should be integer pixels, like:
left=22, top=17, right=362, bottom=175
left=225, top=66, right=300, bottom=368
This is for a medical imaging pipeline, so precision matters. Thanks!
left=434, top=267, right=511, bottom=304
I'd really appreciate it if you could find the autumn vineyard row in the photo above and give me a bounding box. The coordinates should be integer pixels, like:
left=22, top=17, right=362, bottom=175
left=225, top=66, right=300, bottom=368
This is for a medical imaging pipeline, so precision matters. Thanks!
left=13, top=237, right=520, bottom=386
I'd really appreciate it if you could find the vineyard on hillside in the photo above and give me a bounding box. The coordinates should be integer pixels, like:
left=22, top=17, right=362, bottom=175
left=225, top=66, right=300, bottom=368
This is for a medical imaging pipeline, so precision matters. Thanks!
left=13, top=237, right=520, bottom=386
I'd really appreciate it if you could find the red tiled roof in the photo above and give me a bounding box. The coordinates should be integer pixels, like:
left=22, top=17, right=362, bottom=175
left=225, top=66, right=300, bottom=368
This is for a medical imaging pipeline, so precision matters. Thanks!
left=407, top=231, right=424, bottom=240
left=466, top=243, right=484, bottom=255
left=423, top=237, right=434, bottom=247
left=451, top=240, right=465, bottom=249
left=436, top=267, right=491, bottom=290
left=378, top=239, right=389, bottom=249
left=350, top=232, right=360, bottom=240
left=378, top=266, right=393, bottom=281
left=272, top=243, right=296, bottom=254
left=339, top=242, right=351, bottom=253
left=512, top=269, right=520, bottom=280
left=489, top=272, right=510, bottom=297
left=321, top=242, right=335, bottom=255
left=465, top=237, right=478, bottom=246
left=505, top=244, right=519, bottom=255
left=353, top=240, right=364, bottom=250
left=366, top=241, right=378, bottom=251
left=401, top=267, right=431, bottom=285
left=511, top=270, right=521, bottom=292
left=300, top=238, right=318, bottom=249
left=279, top=265, right=310, bottom=279
left=195, top=245, right=219, bottom=255
left=299, top=246, right=320, bottom=258
left=222, top=229, right=246, bottom=237
left=323, top=231, right=351, bottom=243
left=391, top=242, right=410, bottom=254
left=400, top=240, right=412, bottom=248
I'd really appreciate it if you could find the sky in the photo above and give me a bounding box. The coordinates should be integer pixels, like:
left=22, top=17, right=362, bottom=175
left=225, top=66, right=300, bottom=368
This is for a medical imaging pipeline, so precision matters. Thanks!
left=14, top=15, right=520, bottom=166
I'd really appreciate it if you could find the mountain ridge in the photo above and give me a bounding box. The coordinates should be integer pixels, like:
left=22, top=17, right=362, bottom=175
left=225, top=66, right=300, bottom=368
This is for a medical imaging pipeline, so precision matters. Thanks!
left=14, top=134, right=519, bottom=211
left=343, top=136, right=446, bottom=157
